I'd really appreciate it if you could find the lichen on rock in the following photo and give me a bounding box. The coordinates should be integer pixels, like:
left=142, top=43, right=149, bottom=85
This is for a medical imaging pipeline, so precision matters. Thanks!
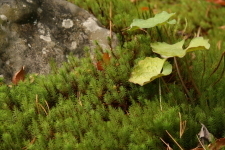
left=0, top=0, right=118, bottom=83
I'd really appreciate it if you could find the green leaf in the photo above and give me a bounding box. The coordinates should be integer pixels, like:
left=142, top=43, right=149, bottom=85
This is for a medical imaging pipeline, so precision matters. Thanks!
left=151, top=37, right=210, bottom=58
left=130, top=11, right=176, bottom=30
left=161, top=61, right=173, bottom=75
left=185, top=37, right=210, bottom=52
left=129, top=57, right=172, bottom=86
left=151, top=40, right=186, bottom=58
left=167, top=19, right=176, bottom=24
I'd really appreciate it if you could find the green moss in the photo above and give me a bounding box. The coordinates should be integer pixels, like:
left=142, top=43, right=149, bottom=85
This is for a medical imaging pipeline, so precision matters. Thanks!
left=1, top=0, right=225, bottom=149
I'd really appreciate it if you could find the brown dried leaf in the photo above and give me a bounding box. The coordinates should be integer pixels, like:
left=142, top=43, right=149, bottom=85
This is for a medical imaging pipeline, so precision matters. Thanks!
left=102, top=53, right=110, bottom=64
left=191, top=148, right=204, bottom=150
left=207, top=0, right=225, bottom=6
left=209, top=138, right=225, bottom=150
left=12, top=66, right=25, bottom=84
left=219, top=25, right=225, bottom=30
left=96, top=53, right=111, bottom=71
left=191, top=137, right=225, bottom=150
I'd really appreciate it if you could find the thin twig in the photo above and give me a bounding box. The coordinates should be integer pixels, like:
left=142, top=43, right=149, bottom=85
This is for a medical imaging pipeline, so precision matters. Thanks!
left=35, top=94, right=40, bottom=114
left=38, top=103, right=48, bottom=116
left=196, top=27, right=201, bottom=37
left=196, top=135, right=207, bottom=150
left=179, top=112, right=182, bottom=138
left=108, top=2, right=117, bottom=59
left=160, top=137, right=173, bottom=150
left=35, top=94, right=48, bottom=115
left=22, top=137, right=36, bottom=149
left=179, top=112, right=186, bottom=138
left=45, top=100, right=50, bottom=113
left=109, top=1, right=112, bottom=40
left=139, top=28, right=149, bottom=34
left=166, top=130, right=184, bottom=150
left=77, top=91, right=82, bottom=106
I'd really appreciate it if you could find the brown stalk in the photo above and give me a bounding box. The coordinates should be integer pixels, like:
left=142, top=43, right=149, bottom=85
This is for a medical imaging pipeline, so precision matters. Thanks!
left=179, top=112, right=186, bottom=138
left=209, top=51, right=225, bottom=86
left=166, top=130, right=184, bottom=150
left=160, top=137, right=173, bottom=150
left=35, top=94, right=48, bottom=116
left=174, top=57, right=193, bottom=101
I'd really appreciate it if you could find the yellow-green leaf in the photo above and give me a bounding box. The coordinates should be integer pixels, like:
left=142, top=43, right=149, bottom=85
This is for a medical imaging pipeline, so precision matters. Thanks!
left=151, top=37, right=210, bottom=58
left=151, top=40, right=186, bottom=58
left=185, top=37, right=210, bottom=52
left=129, top=57, right=172, bottom=86
left=130, top=11, right=176, bottom=30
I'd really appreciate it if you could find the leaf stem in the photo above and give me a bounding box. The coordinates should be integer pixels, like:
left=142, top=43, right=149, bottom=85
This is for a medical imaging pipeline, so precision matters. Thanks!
left=174, top=57, right=193, bottom=101
left=184, top=57, right=201, bottom=96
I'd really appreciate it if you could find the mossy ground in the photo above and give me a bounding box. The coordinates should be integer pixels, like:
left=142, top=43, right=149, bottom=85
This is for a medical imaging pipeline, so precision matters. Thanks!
left=1, top=0, right=225, bottom=149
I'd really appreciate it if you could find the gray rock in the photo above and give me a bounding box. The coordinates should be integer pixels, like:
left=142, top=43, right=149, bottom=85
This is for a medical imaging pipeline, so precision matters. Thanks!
left=0, top=0, right=117, bottom=83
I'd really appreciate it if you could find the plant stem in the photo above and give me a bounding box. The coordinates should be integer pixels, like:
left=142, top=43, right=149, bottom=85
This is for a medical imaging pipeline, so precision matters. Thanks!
left=184, top=57, right=201, bottom=96
left=159, top=78, right=162, bottom=111
left=174, top=57, right=193, bottom=101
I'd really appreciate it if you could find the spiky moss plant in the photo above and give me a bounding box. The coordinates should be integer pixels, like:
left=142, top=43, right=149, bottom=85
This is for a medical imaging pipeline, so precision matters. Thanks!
left=0, top=93, right=181, bottom=149
left=1, top=77, right=224, bottom=150
left=0, top=32, right=158, bottom=149
left=69, top=0, right=138, bottom=30
left=68, top=0, right=225, bottom=148
left=69, top=0, right=160, bottom=45
left=1, top=1, right=225, bottom=150
left=0, top=77, right=205, bottom=149
left=42, top=33, right=156, bottom=109
left=0, top=25, right=201, bottom=149
left=154, top=0, right=225, bottom=33
left=0, top=40, right=176, bottom=149
left=1, top=37, right=225, bottom=150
